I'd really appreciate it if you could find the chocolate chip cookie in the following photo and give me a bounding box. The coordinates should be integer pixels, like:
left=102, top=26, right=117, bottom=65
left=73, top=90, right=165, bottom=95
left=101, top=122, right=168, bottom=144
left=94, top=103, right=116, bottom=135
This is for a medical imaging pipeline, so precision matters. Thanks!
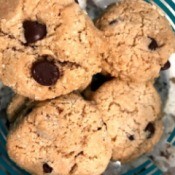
left=95, top=0, right=175, bottom=82
left=7, top=93, right=112, bottom=175
left=0, top=0, right=104, bottom=100
left=92, top=79, right=163, bottom=162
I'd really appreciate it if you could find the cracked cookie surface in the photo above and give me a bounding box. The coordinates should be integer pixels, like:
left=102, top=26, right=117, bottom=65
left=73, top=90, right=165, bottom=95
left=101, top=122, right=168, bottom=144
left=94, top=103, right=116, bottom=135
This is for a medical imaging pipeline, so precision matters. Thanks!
left=7, top=93, right=112, bottom=175
left=0, top=0, right=104, bottom=100
left=95, top=0, right=175, bottom=82
left=92, top=79, right=163, bottom=162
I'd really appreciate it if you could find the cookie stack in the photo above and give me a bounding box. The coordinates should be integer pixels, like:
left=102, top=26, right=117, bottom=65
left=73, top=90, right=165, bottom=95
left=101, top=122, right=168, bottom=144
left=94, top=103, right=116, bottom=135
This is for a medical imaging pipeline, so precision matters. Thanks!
left=0, top=0, right=174, bottom=175
left=92, top=0, right=175, bottom=163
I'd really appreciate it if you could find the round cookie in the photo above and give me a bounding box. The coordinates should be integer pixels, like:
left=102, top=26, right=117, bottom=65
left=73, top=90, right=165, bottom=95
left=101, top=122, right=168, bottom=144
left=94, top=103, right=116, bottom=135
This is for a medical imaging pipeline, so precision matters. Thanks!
left=95, top=0, right=175, bottom=82
left=92, top=79, right=163, bottom=163
left=7, top=93, right=112, bottom=175
left=0, top=0, right=105, bottom=100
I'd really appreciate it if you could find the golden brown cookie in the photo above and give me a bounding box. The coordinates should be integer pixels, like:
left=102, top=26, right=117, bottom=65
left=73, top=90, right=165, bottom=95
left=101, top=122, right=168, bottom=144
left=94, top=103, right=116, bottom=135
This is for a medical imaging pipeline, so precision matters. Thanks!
left=92, top=79, right=163, bottom=162
left=0, top=1, right=104, bottom=100
left=7, top=93, right=112, bottom=175
left=95, top=0, right=175, bottom=82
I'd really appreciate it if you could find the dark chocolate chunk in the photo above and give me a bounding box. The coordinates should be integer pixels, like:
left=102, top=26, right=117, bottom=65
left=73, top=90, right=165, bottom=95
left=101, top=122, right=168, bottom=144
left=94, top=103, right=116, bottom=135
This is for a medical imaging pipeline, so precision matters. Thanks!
left=128, top=135, right=135, bottom=141
left=148, top=37, right=159, bottom=50
left=31, top=57, right=60, bottom=86
left=97, top=127, right=102, bottom=131
left=23, top=20, right=47, bottom=44
left=43, top=163, right=53, bottom=173
left=144, top=122, right=155, bottom=139
left=161, top=61, right=171, bottom=71
left=90, top=73, right=112, bottom=91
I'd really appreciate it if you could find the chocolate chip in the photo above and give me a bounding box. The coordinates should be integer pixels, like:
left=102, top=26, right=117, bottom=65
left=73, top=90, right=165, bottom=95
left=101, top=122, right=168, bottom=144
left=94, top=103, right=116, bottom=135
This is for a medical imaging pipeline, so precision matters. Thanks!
left=90, top=73, right=112, bottom=91
left=97, top=127, right=102, bottom=131
left=43, top=163, right=53, bottom=173
left=74, top=0, right=79, bottom=3
left=109, top=19, right=118, bottom=25
left=31, top=57, right=60, bottom=86
left=161, top=61, right=171, bottom=71
left=23, top=20, right=47, bottom=44
left=144, top=122, right=155, bottom=139
left=148, top=37, right=159, bottom=50
left=128, top=135, right=135, bottom=141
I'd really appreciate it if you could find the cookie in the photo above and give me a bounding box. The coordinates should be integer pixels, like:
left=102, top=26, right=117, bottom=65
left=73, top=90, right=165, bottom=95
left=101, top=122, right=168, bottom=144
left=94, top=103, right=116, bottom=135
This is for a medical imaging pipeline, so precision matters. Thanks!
left=0, top=0, right=104, bottom=100
left=92, top=79, right=163, bottom=162
left=95, top=0, right=175, bottom=82
left=7, top=94, right=33, bottom=122
left=7, top=93, right=112, bottom=175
